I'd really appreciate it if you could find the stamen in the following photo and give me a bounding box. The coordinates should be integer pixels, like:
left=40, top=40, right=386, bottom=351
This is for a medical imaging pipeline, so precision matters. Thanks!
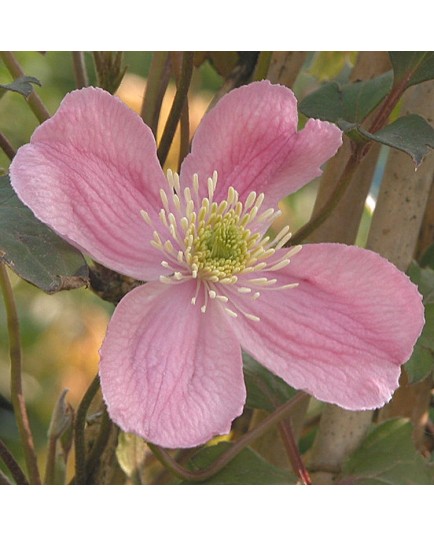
left=140, top=209, right=151, bottom=225
left=266, top=259, right=291, bottom=271
left=160, top=188, right=169, bottom=212
left=244, top=191, right=257, bottom=210
left=208, top=176, right=215, bottom=202
left=141, top=170, right=302, bottom=323
left=193, top=173, right=199, bottom=194
left=173, top=171, right=181, bottom=193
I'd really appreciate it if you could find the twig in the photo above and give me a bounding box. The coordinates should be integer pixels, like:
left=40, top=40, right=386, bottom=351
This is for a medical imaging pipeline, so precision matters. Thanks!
left=141, top=52, right=172, bottom=137
left=43, top=437, right=57, bottom=485
left=73, top=373, right=100, bottom=484
left=0, top=437, right=29, bottom=485
left=0, top=52, right=50, bottom=123
left=72, top=52, right=89, bottom=89
left=287, top=146, right=363, bottom=245
left=148, top=392, right=308, bottom=482
left=157, top=52, right=194, bottom=167
left=278, top=421, right=311, bottom=484
left=0, top=130, right=16, bottom=160
left=0, top=263, right=40, bottom=484
left=170, top=52, right=191, bottom=171
left=84, top=406, right=112, bottom=480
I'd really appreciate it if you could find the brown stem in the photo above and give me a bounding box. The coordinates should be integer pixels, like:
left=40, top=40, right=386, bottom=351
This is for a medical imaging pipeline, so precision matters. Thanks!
left=170, top=52, right=191, bottom=171
left=287, top=145, right=363, bottom=245
left=141, top=52, right=172, bottom=137
left=149, top=392, right=308, bottom=482
left=72, top=52, right=89, bottom=88
left=0, top=131, right=16, bottom=160
left=0, top=52, right=50, bottom=123
left=157, top=52, right=194, bottom=167
left=0, top=437, right=29, bottom=485
left=368, top=53, right=430, bottom=134
left=84, top=407, right=112, bottom=480
left=0, top=263, right=40, bottom=484
left=0, top=469, right=11, bottom=484
left=73, top=373, right=100, bottom=484
left=278, top=420, right=311, bottom=484
left=43, top=437, right=57, bottom=485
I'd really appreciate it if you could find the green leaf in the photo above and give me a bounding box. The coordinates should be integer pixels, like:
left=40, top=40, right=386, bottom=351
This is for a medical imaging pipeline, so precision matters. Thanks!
left=407, top=260, right=434, bottom=304
left=0, top=76, right=41, bottom=99
left=420, top=242, right=434, bottom=270
left=341, top=419, right=434, bottom=484
left=405, top=304, right=434, bottom=382
left=299, top=71, right=393, bottom=126
left=183, top=442, right=296, bottom=484
left=405, top=262, right=434, bottom=382
left=358, top=114, right=434, bottom=167
left=0, top=176, right=89, bottom=293
left=389, top=52, right=434, bottom=89
left=243, top=352, right=297, bottom=412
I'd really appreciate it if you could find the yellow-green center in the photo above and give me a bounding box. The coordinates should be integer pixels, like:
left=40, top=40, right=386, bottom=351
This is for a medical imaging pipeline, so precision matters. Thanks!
left=191, top=209, right=251, bottom=279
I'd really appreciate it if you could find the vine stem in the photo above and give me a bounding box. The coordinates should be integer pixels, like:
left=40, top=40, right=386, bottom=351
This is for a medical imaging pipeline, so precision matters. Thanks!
left=0, top=263, right=41, bottom=484
left=71, top=52, right=89, bottom=89
left=157, top=51, right=194, bottom=167
left=287, top=55, right=426, bottom=247
left=170, top=52, right=191, bottom=171
left=0, top=437, right=29, bottom=485
left=148, top=392, right=309, bottom=482
left=277, top=421, right=311, bottom=484
left=0, top=51, right=50, bottom=124
left=43, top=437, right=57, bottom=485
left=73, top=373, right=100, bottom=485
left=0, top=130, right=16, bottom=160
left=141, top=51, right=171, bottom=137
left=84, top=407, right=112, bottom=479
left=287, top=146, right=363, bottom=246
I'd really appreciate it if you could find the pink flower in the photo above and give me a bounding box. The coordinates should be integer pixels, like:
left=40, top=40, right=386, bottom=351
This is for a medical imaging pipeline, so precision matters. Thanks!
left=10, top=81, right=424, bottom=448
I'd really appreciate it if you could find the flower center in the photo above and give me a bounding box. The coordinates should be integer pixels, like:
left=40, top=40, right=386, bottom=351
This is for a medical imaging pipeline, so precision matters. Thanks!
left=140, top=170, right=301, bottom=321
left=190, top=205, right=251, bottom=280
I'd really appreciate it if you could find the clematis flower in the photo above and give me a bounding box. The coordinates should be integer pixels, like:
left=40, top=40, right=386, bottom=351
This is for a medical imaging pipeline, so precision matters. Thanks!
left=10, top=81, right=424, bottom=448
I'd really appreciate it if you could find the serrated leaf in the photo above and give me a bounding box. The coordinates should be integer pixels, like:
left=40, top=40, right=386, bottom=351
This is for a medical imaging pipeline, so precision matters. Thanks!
left=0, top=176, right=89, bottom=293
left=341, top=419, right=434, bottom=484
left=183, top=442, right=296, bottom=484
left=243, top=352, right=297, bottom=412
left=358, top=114, right=434, bottom=167
left=0, top=76, right=41, bottom=99
left=299, top=71, right=393, bottom=126
left=389, top=52, right=434, bottom=89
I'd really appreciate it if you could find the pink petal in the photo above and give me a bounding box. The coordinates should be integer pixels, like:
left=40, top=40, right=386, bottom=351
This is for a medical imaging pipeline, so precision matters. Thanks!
left=180, top=80, right=342, bottom=209
left=227, top=244, right=424, bottom=410
left=10, top=87, right=168, bottom=281
left=99, top=280, right=246, bottom=448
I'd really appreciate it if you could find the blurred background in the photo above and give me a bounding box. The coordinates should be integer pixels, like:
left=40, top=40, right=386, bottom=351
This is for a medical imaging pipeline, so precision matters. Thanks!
left=0, top=51, right=376, bottom=473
